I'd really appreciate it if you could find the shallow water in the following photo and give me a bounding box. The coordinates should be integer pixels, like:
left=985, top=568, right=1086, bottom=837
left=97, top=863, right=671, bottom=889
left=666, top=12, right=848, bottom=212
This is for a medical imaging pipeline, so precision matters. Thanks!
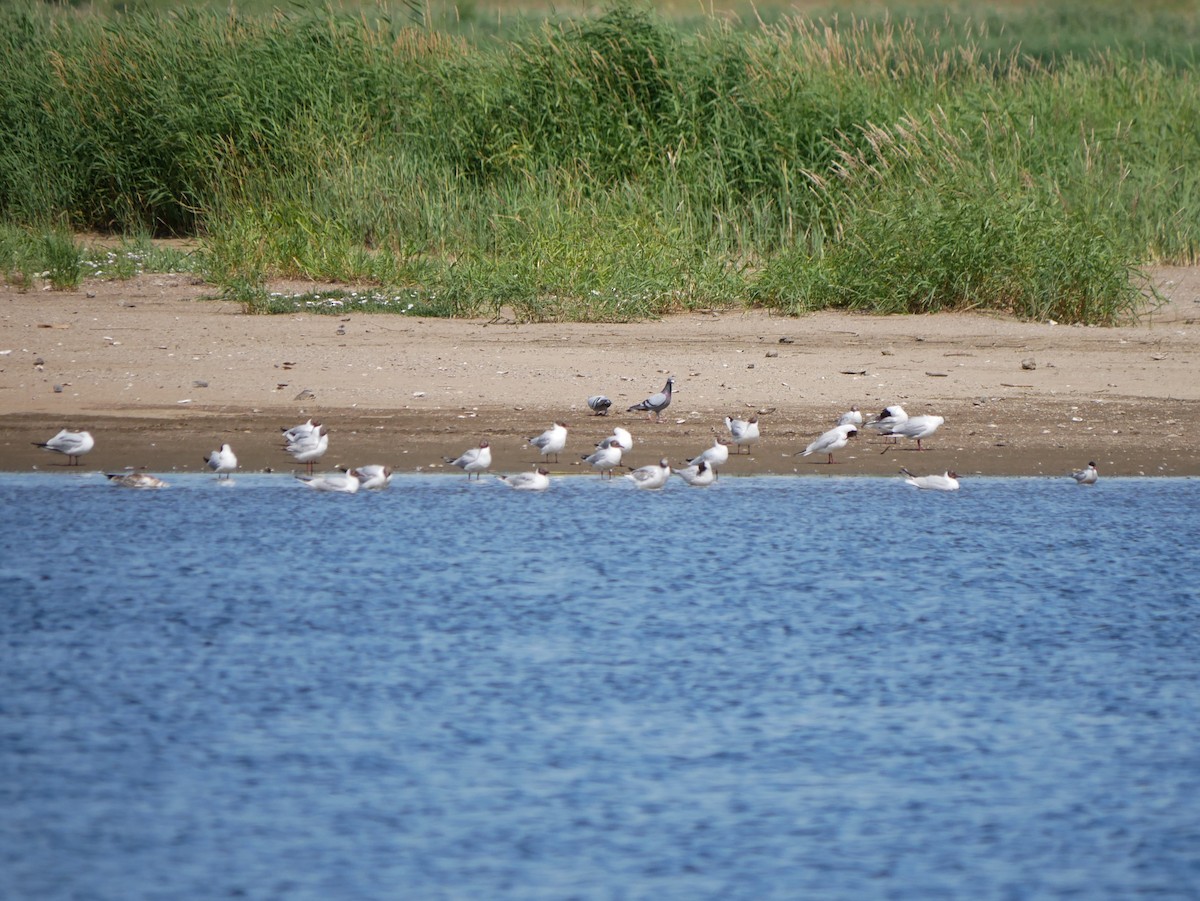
left=2, top=472, right=1198, bottom=900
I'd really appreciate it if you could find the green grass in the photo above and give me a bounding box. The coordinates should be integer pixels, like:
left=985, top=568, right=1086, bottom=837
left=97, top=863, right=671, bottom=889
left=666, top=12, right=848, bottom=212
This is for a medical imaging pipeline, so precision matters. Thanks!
left=2, top=1, right=1197, bottom=322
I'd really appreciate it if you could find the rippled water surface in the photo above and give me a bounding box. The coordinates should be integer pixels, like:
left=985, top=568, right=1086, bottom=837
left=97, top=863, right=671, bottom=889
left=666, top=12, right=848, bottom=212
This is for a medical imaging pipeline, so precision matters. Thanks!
left=2, top=472, right=1198, bottom=900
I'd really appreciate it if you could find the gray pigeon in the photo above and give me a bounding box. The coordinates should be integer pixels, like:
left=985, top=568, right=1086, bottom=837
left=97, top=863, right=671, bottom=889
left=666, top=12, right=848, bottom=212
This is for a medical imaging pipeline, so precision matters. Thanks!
left=587, top=395, right=613, bottom=416
left=627, top=376, right=675, bottom=421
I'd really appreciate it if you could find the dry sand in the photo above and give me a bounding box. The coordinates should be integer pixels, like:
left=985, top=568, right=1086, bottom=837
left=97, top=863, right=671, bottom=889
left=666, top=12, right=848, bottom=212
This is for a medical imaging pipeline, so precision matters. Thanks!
left=2, top=266, right=1198, bottom=477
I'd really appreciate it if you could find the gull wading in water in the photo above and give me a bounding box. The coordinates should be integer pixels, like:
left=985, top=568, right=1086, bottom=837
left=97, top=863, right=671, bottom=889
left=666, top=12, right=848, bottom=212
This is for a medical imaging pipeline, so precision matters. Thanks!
left=528, top=422, right=568, bottom=463
left=284, top=428, right=329, bottom=475
left=445, top=441, right=492, bottom=479
left=799, top=423, right=858, bottom=464
left=33, top=429, right=94, bottom=466
left=204, top=443, right=238, bottom=479
left=587, top=395, right=613, bottom=416
left=675, top=459, right=716, bottom=487
left=888, top=414, right=945, bottom=452
left=724, top=415, right=760, bottom=455
left=106, top=472, right=168, bottom=490
left=625, top=458, right=672, bottom=490
left=582, top=441, right=623, bottom=478
left=498, top=467, right=551, bottom=491
left=296, top=470, right=360, bottom=493
left=352, top=465, right=392, bottom=490
left=900, top=468, right=960, bottom=491
left=627, top=376, right=674, bottom=422
left=1072, top=462, right=1099, bottom=485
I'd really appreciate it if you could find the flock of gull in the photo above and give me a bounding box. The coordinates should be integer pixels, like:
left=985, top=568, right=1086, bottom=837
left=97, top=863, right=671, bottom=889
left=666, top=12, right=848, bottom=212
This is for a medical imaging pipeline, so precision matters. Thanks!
left=32, top=375, right=1100, bottom=493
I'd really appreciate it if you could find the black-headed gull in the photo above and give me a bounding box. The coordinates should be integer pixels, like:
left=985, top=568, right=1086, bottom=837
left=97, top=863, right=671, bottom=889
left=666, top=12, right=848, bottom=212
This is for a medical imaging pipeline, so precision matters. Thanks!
left=296, top=470, right=360, bottom=493
left=106, top=472, right=168, bottom=489
left=687, top=438, right=730, bottom=477
left=204, top=443, right=237, bottom=479
left=528, top=422, right=568, bottom=463
left=889, top=414, right=945, bottom=451
left=498, top=467, right=551, bottom=491
left=724, top=415, right=760, bottom=454
left=866, top=405, right=908, bottom=443
left=352, top=465, right=392, bottom=489
left=284, top=428, right=329, bottom=474
left=597, top=426, right=633, bottom=453
left=587, top=395, right=612, bottom=416
left=582, top=441, right=623, bottom=478
left=627, top=376, right=674, bottom=421
left=900, top=468, right=960, bottom=491
left=675, top=459, right=716, bottom=487
left=33, top=429, right=94, bottom=466
left=282, top=419, right=324, bottom=443
left=1071, top=462, right=1098, bottom=485
left=625, top=457, right=672, bottom=490
left=445, top=441, right=491, bottom=479
left=837, top=406, right=864, bottom=427
left=799, top=423, right=858, bottom=464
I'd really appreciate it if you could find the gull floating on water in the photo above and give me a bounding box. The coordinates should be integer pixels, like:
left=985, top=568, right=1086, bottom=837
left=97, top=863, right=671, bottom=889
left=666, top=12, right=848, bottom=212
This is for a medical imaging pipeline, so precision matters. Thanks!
left=284, top=428, right=329, bottom=474
left=1071, top=461, right=1099, bottom=485
left=799, top=423, right=858, bottom=464
left=675, top=459, right=716, bottom=487
left=625, top=457, right=672, bottom=490
left=887, top=414, right=945, bottom=451
left=352, top=465, right=392, bottom=490
left=204, top=443, right=237, bottom=479
left=627, top=376, right=674, bottom=421
left=528, top=422, right=568, bottom=463
left=445, top=441, right=491, bottom=479
left=687, top=437, right=730, bottom=477
left=901, top=468, right=960, bottom=491
left=582, top=441, right=623, bottom=478
left=724, top=416, right=760, bottom=455
left=296, top=470, right=360, bottom=493
left=33, top=429, right=94, bottom=466
left=106, top=472, right=167, bottom=489
left=498, top=467, right=551, bottom=491
left=587, top=395, right=612, bottom=416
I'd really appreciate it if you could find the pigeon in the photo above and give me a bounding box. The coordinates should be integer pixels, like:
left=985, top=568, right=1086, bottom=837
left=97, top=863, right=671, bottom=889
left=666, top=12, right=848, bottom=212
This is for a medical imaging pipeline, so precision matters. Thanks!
left=724, top=416, right=760, bottom=454
left=296, top=470, right=360, bottom=493
left=799, top=424, right=858, bottom=464
left=498, top=467, right=551, bottom=491
left=687, top=438, right=730, bottom=478
left=445, top=441, right=492, bottom=479
left=105, top=472, right=168, bottom=490
left=33, top=429, right=94, bottom=466
left=582, top=441, right=623, bottom=478
left=352, top=465, right=393, bottom=490
left=889, top=415, right=945, bottom=451
left=627, top=376, right=675, bottom=421
left=528, top=422, right=568, bottom=463
left=625, top=458, right=672, bottom=490
left=675, top=459, right=716, bottom=487
left=587, top=395, right=613, bottom=416
left=1071, top=462, right=1099, bottom=485
left=901, top=468, right=960, bottom=491
left=204, top=443, right=238, bottom=479
left=284, top=428, right=329, bottom=474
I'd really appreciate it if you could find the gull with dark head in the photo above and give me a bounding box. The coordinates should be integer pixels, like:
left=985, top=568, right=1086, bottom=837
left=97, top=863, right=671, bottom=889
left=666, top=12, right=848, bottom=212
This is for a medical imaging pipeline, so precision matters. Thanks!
left=284, top=428, right=329, bottom=475
left=687, top=438, right=730, bottom=478
left=582, top=441, right=623, bottom=478
left=352, top=465, right=393, bottom=490
left=498, top=467, right=551, bottom=491
left=625, top=458, right=672, bottom=490
left=204, top=443, right=237, bottom=479
left=901, top=468, right=960, bottom=491
left=296, top=469, right=360, bottom=493
left=675, top=459, right=716, bottom=487
left=799, top=423, right=858, bottom=464
left=724, top=415, right=760, bottom=455
left=1071, top=462, right=1099, bottom=485
left=528, top=422, right=568, bottom=463
left=445, top=441, right=491, bottom=480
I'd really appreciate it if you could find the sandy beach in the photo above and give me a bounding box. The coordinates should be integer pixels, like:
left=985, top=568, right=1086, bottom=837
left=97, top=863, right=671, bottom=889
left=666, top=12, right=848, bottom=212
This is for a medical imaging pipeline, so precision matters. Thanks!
left=2, top=266, right=1198, bottom=477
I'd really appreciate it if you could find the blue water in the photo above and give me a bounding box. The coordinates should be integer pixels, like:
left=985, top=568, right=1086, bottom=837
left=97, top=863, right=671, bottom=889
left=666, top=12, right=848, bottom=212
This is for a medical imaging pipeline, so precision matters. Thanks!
left=1, top=472, right=1198, bottom=901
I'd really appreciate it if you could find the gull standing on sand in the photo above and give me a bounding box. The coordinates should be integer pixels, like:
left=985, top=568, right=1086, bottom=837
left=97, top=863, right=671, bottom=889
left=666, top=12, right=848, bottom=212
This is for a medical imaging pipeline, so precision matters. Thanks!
left=901, top=468, right=960, bottom=491
left=724, top=416, right=760, bottom=455
left=33, top=429, right=94, bottom=466
left=204, top=443, right=237, bottom=479
left=838, top=407, right=864, bottom=428
left=528, top=422, right=568, bottom=463
left=799, top=423, right=858, bottom=464
left=687, top=438, right=730, bottom=478
left=866, top=406, right=908, bottom=443
left=627, top=376, right=675, bottom=421
left=352, top=465, right=392, bottom=490
left=625, top=458, right=672, bottom=490
left=498, top=467, right=552, bottom=491
left=1071, top=462, right=1099, bottom=485
left=445, top=441, right=492, bottom=479
left=296, top=470, right=360, bottom=493
left=587, top=395, right=613, bottom=416
left=675, top=459, right=716, bottom=487
left=284, top=428, right=329, bottom=475
left=597, top=426, right=633, bottom=454
left=582, top=441, right=623, bottom=478
left=888, top=414, right=945, bottom=451
left=282, top=419, right=323, bottom=443
left=106, top=472, right=168, bottom=489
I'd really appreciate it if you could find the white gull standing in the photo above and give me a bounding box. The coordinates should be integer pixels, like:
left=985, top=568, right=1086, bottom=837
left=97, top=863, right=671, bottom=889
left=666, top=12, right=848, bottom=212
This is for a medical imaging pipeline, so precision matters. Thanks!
left=888, top=414, right=945, bottom=451
left=866, top=406, right=908, bottom=444
left=33, top=429, right=94, bottom=466
left=284, top=428, right=329, bottom=475
left=582, top=441, right=623, bottom=478
left=687, top=438, right=730, bottom=478
left=204, top=443, right=237, bottom=479
left=597, top=426, right=633, bottom=454
left=837, top=406, right=864, bottom=427
left=528, top=422, right=568, bottom=463
left=901, top=468, right=960, bottom=491
left=724, top=415, right=760, bottom=455
left=445, top=441, right=492, bottom=479
left=799, top=423, right=858, bottom=464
